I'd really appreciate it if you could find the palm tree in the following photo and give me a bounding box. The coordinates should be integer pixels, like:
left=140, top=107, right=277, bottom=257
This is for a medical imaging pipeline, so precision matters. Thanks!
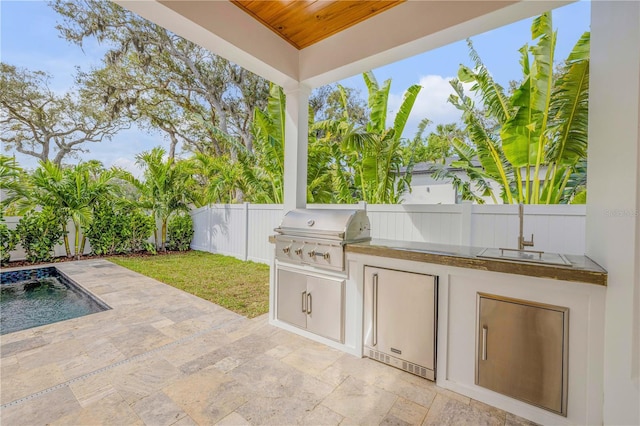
left=190, top=152, right=245, bottom=206
left=126, top=147, right=193, bottom=251
left=16, top=161, right=121, bottom=258
left=447, top=12, right=589, bottom=204
left=0, top=155, right=27, bottom=209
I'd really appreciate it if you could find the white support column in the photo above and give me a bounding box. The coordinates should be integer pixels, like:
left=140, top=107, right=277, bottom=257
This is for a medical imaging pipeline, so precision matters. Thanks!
left=282, top=83, right=311, bottom=212
left=587, top=2, right=640, bottom=425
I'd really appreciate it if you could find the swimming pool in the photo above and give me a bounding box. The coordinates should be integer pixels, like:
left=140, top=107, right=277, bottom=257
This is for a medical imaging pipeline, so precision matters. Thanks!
left=0, top=267, right=110, bottom=335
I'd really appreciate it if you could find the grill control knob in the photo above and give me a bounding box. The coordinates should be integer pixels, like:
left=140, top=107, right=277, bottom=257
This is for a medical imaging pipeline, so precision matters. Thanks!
left=282, top=246, right=291, bottom=254
left=294, top=248, right=303, bottom=256
left=308, top=250, right=316, bottom=258
left=322, top=252, right=330, bottom=260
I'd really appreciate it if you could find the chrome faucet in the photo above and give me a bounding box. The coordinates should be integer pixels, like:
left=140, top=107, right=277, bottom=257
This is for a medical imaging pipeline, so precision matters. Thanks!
left=518, top=203, right=534, bottom=250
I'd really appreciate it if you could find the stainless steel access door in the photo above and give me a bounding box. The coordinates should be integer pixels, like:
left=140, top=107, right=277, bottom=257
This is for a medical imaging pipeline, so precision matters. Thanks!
left=476, top=293, right=569, bottom=416
left=276, top=267, right=345, bottom=343
left=364, top=266, right=437, bottom=374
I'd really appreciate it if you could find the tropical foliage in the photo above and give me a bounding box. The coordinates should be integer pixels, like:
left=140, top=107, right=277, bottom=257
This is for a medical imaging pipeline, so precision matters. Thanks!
left=13, top=161, right=122, bottom=258
left=402, top=119, right=462, bottom=165
left=125, top=147, right=194, bottom=251
left=15, top=208, right=65, bottom=263
left=0, top=212, right=18, bottom=266
left=246, top=84, right=334, bottom=204
left=443, top=12, right=589, bottom=204
left=314, top=72, right=421, bottom=203
left=190, top=77, right=412, bottom=205
left=85, top=201, right=155, bottom=255
left=0, top=155, right=27, bottom=208
left=167, top=213, right=194, bottom=251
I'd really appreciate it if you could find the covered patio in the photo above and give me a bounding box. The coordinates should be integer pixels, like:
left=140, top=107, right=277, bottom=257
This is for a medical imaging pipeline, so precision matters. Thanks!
left=3, top=0, right=636, bottom=424
left=117, top=1, right=639, bottom=424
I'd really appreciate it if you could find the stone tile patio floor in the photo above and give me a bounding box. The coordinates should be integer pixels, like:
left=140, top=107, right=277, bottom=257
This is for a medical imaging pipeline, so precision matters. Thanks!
left=1, top=259, right=536, bottom=425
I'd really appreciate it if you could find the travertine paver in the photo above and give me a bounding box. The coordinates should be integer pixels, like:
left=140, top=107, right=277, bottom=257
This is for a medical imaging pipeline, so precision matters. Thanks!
left=0, top=259, right=539, bottom=425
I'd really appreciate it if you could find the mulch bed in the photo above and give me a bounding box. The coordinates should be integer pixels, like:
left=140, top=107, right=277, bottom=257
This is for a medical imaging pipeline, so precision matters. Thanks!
left=3, top=250, right=186, bottom=269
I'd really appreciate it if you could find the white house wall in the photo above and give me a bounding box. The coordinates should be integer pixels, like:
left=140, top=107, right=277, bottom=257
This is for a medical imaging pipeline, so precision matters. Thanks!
left=404, top=173, right=504, bottom=205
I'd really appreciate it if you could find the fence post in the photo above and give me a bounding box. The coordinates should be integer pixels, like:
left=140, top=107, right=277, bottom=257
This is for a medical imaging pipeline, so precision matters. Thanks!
left=243, top=202, right=250, bottom=261
left=208, top=204, right=213, bottom=254
left=460, top=201, right=473, bottom=246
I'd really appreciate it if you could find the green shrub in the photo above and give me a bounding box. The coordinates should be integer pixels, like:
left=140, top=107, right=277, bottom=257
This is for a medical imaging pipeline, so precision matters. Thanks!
left=129, top=209, right=155, bottom=253
left=0, top=213, right=18, bottom=266
left=15, top=208, right=64, bottom=263
left=85, top=202, right=129, bottom=255
left=85, top=203, right=155, bottom=255
left=167, top=213, right=194, bottom=251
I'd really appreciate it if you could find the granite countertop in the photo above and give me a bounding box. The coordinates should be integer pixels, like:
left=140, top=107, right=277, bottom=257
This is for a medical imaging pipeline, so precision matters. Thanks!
left=346, top=239, right=607, bottom=286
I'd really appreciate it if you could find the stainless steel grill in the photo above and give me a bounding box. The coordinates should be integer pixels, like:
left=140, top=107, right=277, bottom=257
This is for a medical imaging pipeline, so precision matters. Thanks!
left=274, top=209, right=371, bottom=272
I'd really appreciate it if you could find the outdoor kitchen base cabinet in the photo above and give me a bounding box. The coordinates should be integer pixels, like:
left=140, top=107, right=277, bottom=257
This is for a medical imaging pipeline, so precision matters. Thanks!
left=276, top=268, right=345, bottom=343
left=363, top=266, right=437, bottom=380
left=476, top=293, right=569, bottom=416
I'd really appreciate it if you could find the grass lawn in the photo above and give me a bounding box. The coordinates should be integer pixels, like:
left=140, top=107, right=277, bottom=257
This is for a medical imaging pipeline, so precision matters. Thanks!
left=108, top=250, right=269, bottom=318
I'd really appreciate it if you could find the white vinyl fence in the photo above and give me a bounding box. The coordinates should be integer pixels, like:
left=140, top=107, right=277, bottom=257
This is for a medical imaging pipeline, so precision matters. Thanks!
left=190, top=203, right=587, bottom=264
left=4, top=203, right=586, bottom=264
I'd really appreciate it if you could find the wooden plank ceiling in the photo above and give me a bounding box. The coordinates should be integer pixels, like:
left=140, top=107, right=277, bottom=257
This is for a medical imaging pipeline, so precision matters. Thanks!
left=231, top=0, right=406, bottom=49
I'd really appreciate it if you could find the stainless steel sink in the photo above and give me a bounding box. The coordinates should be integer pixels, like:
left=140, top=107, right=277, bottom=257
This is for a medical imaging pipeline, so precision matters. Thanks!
left=477, top=248, right=572, bottom=267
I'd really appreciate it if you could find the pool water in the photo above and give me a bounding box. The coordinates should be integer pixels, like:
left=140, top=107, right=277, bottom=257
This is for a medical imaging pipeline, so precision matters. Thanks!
left=0, top=267, right=109, bottom=335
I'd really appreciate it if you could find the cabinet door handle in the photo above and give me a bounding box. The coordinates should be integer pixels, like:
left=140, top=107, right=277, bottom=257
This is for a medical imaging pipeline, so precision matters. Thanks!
left=373, top=273, right=378, bottom=347
left=307, top=293, right=312, bottom=314
left=301, top=291, right=307, bottom=313
left=482, top=326, right=488, bottom=361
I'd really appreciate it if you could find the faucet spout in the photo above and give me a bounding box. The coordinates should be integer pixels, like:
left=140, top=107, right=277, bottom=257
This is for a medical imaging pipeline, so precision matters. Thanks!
left=518, top=203, right=534, bottom=250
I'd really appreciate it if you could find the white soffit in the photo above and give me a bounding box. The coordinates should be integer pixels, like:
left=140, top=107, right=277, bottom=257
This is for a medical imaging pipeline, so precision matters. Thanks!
left=115, top=0, right=574, bottom=89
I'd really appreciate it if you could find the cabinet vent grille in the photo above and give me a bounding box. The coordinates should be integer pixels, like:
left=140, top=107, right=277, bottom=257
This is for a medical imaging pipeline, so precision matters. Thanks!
left=368, top=349, right=390, bottom=364
left=367, top=349, right=427, bottom=379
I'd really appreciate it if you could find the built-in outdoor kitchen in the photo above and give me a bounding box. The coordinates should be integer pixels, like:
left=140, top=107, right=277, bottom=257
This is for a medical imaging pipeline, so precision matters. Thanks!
left=269, top=208, right=607, bottom=426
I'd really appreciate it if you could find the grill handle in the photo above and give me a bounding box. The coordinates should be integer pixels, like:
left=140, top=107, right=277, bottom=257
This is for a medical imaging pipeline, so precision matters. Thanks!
left=301, top=291, right=307, bottom=313
left=307, top=293, right=312, bottom=314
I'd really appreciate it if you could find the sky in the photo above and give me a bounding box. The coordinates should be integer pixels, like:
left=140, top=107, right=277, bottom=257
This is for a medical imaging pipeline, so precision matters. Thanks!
left=1, top=0, right=591, bottom=174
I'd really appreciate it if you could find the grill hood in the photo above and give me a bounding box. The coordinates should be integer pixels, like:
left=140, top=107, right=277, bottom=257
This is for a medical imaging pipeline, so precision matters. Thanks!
left=274, top=209, right=371, bottom=243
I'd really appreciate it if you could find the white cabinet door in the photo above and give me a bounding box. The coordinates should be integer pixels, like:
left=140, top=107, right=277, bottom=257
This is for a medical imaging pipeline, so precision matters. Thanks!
left=276, top=269, right=307, bottom=329
left=306, top=276, right=344, bottom=342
